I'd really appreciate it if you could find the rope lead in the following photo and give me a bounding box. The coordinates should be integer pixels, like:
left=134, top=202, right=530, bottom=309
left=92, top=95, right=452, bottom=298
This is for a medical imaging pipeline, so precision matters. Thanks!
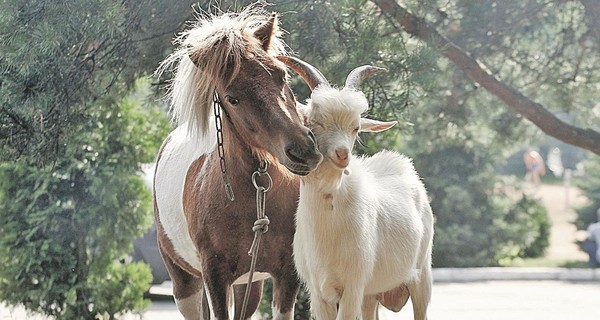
left=239, top=160, right=272, bottom=319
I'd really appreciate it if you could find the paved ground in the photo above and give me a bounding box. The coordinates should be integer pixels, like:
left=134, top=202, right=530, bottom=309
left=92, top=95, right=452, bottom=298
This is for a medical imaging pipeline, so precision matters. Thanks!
left=384, top=280, right=600, bottom=320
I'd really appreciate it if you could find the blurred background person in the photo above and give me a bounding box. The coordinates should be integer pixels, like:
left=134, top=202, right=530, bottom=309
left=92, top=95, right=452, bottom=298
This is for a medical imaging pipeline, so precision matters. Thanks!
left=523, top=149, right=546, bottom=187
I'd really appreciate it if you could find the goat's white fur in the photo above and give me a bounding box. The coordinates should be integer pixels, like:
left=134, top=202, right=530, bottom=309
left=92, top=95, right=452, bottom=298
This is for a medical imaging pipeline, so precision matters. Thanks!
left=294, top=86, right=433, bottom=320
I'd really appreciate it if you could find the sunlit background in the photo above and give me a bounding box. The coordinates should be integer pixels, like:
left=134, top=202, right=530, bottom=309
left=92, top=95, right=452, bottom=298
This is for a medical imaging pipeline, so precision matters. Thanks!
left=0, top=0, right=599, bottom=319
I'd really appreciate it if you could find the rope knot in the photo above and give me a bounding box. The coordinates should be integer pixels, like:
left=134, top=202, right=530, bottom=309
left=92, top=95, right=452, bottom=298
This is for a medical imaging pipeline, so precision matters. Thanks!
left=252, top=217, right=270, bottom=233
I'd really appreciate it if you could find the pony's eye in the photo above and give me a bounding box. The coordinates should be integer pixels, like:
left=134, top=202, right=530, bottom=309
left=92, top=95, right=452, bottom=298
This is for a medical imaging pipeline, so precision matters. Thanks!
left=353, top=127, right=359, bottom=134
left=225, top=96, right=239, bottom=105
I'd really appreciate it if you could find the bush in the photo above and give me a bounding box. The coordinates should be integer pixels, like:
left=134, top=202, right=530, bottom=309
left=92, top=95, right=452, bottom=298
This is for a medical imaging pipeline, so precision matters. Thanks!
left=509, top=197, right=551, bottom=258
left=575, top=157, right=600, bottom=231
left=412, top=145, right=550, bottom=267
left=0, top=80, right=170, bottom=319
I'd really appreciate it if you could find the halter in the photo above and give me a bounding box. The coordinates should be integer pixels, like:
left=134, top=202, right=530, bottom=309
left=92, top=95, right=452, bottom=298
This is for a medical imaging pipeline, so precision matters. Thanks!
left=212, top=91, right=272, bottom=318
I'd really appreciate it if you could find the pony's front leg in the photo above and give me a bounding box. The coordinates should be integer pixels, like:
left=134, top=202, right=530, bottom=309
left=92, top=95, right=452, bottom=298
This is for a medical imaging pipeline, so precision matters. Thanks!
left=160, top=251, right=208, bottom=319
left=336, top=287, right=364, bottom=320
left=271, top=273, right=300, bottom=320
left=202, top=267, right=234, bottom=320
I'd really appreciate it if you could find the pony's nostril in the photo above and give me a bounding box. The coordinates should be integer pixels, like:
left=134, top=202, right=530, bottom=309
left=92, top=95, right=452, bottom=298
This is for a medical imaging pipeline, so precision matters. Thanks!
left=286, top=147, right=306, bottom=164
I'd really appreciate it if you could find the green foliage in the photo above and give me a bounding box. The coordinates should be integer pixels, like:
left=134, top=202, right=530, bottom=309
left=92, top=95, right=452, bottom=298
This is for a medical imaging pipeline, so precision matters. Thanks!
left=0, top=79, right=170, bottom=319
left=410, top=144, right=490, bottom=267
left=408, top=92, right=551, bottom=267
left=437, top=0, right=599, bottom=136
left=0, top=0, right=172, bottom=318
left=0, top=0, right=189, bottom=164
left=0, top=0, right=126, bottom=162
left=275, top=0, right=432, bottom=125
left=575, top=156, right=600, bottom=230
left=90, top=261, right=152, bottom=319
left=498, top=195, right=551, bottom=260
left=257, top=279, right=311, bottom=320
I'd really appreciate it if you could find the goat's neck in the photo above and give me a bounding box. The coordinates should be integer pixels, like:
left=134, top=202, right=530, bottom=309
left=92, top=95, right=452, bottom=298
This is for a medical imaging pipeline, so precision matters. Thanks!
left=302, top=160, right=346, bottom=194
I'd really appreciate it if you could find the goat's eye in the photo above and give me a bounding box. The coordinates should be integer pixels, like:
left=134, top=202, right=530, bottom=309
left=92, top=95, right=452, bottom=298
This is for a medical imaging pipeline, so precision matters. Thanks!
left=225, top=95, right=239, bottom=105
left=353, top=127, right=360, bottom=134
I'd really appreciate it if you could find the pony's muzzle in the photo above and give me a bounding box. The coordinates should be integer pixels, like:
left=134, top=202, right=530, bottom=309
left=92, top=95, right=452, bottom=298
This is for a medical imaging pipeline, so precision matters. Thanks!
left=283, top=130, right=322, bottom=176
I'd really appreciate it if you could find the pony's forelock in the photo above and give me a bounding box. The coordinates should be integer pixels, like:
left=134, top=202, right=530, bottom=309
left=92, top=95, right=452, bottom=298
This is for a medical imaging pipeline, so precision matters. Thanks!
left=155, top=7, right=287, bottom=139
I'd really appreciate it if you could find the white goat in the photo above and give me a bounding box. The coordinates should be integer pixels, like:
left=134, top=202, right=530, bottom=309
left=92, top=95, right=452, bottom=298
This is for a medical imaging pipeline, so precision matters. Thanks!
left=279, top=57, right=434, bottom=320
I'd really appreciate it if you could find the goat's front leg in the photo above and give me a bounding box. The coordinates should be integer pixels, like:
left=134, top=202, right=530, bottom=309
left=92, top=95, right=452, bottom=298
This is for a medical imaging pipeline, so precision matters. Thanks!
left=336, top=286, right=364, bottom=320
left=362, top=295, right=379, bottom=320
left=310, top=295, right=337, bottom=320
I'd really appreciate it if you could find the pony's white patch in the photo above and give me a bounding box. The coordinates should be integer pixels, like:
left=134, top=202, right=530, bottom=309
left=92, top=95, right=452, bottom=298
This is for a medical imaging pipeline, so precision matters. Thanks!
left=155, top=122, right=216, bottom=272
left=272, top=306, right=292, bottom=320
left=175, top=291, right=202, bottom=319
left=232, top=272, right=271, bottom=285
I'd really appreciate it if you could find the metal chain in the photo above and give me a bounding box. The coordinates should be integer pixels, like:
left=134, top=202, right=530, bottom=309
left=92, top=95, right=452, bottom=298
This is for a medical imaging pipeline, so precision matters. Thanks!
left=239, top=160, right=272, bottom=319
left=213, top=93, right=235, bottom=201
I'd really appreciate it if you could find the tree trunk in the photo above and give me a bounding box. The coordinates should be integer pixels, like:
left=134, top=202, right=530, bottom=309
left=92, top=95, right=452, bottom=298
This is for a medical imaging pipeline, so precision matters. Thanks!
left=371, top=0, right=600, bottom=156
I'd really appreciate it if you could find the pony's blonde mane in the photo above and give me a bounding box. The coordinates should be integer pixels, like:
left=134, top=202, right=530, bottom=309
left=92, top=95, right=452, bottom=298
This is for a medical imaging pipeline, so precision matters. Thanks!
left=156, top=7, right=287, bottom=138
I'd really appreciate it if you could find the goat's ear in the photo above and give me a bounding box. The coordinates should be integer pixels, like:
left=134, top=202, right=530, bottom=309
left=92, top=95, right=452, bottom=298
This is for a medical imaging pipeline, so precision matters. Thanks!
left=254, top=13, right=278, bottom=51
left=359, top=118, right=397, bottom=133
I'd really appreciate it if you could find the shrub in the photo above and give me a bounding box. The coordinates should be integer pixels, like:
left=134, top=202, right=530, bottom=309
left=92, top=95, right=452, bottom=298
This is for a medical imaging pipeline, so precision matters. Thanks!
left=0, top=81, right=170, bottom=319
left=575, top=157, right=600, bottom=231
left=413, top=145, right=550, bottom=267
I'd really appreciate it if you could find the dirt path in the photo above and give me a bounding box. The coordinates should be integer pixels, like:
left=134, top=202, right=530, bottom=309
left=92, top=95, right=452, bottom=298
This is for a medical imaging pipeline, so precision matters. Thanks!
left=531, top=183, right=588, bottom=261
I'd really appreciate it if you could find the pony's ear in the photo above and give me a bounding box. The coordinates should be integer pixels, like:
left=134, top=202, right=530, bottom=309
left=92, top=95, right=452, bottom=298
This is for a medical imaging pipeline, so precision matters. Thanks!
left=188, top=49, right=202, bottom=68
left=359, top=118, right=397, bottom=133
left=254, top=12, right=278, bottom=51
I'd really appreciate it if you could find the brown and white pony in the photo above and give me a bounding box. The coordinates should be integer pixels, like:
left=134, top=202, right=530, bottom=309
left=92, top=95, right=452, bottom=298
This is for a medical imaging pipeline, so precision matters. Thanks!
left=154, top=10, right=322, bottom=319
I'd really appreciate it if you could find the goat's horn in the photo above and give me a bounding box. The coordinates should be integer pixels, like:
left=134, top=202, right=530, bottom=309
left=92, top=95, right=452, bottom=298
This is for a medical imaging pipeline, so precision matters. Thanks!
left=344, top=65, right=386, bottom=91
left=277, top=56, right=329, bottom=90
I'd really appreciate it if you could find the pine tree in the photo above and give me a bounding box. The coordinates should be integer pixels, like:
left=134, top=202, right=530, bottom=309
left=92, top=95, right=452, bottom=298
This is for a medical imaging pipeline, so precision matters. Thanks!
left=0, top=1, right=172, bottom=318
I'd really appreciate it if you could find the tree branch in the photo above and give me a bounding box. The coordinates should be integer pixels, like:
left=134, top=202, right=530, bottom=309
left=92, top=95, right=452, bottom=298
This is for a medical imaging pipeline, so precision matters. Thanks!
left=371, top=0, right=600, bottom=156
